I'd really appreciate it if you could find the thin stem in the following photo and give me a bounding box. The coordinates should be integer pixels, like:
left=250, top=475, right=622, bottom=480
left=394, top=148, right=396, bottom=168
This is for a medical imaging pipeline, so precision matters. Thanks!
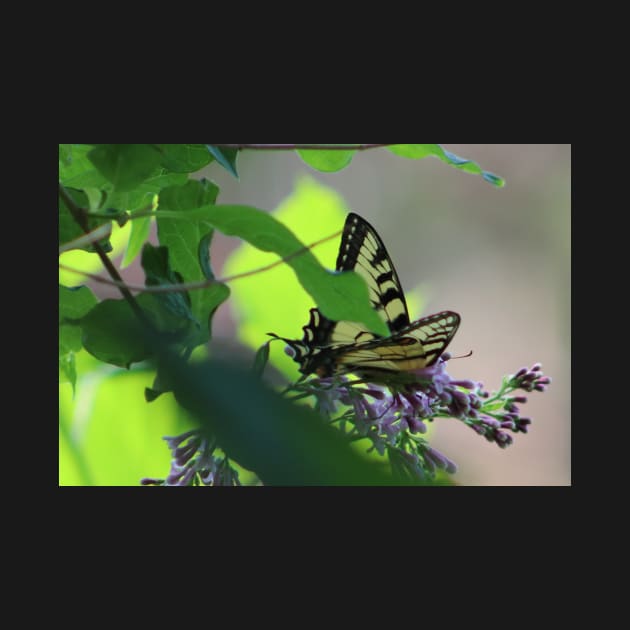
left=211, top=143, right=394, bottom=151
left=59, top=183, right=152, bottom=328
left=58, top=223, right=113, bottom=254
left=59, top=228, right=342, bottom=294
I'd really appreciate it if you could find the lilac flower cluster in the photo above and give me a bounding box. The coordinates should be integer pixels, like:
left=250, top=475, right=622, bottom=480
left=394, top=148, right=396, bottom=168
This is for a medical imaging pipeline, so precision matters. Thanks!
left=291, top=357, right=551, bottom=482
left=141, top=430, right=241, bottom=487
left=140, top=358, right=550, bottom=485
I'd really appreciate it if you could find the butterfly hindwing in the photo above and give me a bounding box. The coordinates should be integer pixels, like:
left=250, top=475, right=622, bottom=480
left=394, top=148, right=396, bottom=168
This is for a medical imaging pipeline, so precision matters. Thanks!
left=333, top=311, right=460, bottom=376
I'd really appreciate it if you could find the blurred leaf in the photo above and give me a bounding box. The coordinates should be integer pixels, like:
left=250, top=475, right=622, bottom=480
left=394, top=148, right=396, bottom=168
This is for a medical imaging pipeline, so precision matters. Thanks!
left=387, top=144, right=505, bottom=187
left=297, top=147, right=355, bottom=172
left=154, top=346, right=395, bottom=485
left=157, top=144, right=214, bottom=172
left=88, top=144, right=162, bottom=192
left=252, top=341, right=271, bottom=377
left=59, top=356, right=183, bottom=485
left=206, top=145, right=239, bottom=178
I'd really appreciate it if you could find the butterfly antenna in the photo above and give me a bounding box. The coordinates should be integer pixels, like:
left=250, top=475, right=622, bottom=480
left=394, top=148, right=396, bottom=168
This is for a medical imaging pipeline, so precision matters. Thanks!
left=447, top=350, right=473, bottom=361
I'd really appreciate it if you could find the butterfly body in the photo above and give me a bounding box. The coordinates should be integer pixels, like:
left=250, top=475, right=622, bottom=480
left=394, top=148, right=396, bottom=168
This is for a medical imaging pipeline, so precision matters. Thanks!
left=275, top=213, right=460, bottom=385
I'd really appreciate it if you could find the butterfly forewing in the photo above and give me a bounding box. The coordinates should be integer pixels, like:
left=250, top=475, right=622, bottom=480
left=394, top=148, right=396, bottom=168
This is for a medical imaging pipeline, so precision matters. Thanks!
left=337, top=212, right=411, bottom=333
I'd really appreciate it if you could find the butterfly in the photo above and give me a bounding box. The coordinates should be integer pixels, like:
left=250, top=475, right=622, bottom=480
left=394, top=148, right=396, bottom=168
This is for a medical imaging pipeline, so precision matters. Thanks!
left=272, top=212, right=460, bottom=384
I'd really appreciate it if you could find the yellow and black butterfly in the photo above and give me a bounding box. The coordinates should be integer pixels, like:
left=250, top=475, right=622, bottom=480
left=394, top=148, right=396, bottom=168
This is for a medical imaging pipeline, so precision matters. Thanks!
left=273, top=212, right=460, bottom=384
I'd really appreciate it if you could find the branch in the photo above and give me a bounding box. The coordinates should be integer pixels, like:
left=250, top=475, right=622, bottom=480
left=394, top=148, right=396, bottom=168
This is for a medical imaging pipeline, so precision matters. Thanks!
left=210, top=143, right=394, bottom=151
left=59, top=183, right=152, bottom=327
left=59, top=228, right=343, bottom=294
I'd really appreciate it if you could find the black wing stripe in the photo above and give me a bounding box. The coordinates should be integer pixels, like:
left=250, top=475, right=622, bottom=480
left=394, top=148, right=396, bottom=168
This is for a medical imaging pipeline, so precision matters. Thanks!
left=337, top=213, right=411, bottom=333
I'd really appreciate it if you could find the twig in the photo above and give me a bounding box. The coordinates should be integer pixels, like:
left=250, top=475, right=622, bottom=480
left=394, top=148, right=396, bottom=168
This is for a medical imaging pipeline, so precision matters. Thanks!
left=59, top=228, right=343, bottom=294
left=58, top=223, right=113, bottom=254
left=59, top=183, right=152, bottom=327
left=211, top=143, right=394, bottom=151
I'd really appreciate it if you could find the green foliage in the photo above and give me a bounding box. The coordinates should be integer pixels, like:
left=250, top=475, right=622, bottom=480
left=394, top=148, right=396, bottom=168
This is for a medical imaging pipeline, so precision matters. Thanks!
left=206, top=145, right=240, bottom=178
left=297, top=148, right=355, bottom=172
left=387, top=144, right=505, bottom=186
left=59, top=285, right=98, bottom=390
left=223, top=176, right=353, bottom=379
left=295, top=143, right=504, bottom=187
left=59, top=187, right=113, bottom=253
left=88, top=144, right=163, bottom=192
left=58, top=143, right=505, bottom=486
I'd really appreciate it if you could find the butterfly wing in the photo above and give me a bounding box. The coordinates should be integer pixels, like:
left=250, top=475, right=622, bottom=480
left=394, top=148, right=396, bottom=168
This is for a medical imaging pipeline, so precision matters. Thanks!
left=333, top=311, right=460, bottom=377
left=336, top=212, right=411, bottom=334
left=277, top=213, right=460, bottom=380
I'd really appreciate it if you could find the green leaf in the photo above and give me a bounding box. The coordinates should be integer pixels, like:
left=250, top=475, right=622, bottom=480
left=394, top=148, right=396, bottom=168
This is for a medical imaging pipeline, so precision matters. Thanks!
left=59, top=187, right=113, bottom=253
left=156, top=179, right=229, bottom=347
left=198, top=231, right=216, bottom=281
left=206, top=145, right=239, bottom=178
left=223, top=177, right=350, bottom=377
left=157, top=144, right=214, bottom=172
left=80, top=299, right=152, bottom=368
left=59, top=144, right=72, bottom=168
left=59, top=188, right=87, bottom=248
left=387, top=144, right=505, bottom=187
left=159, top=201, right=388, bottom=337
left=59, top=353, right=77, bottom=391
left=159, top=178, right=219, bottom=210
left=252, top=341, right=271, bottom=377
left=122, top=214, right=152, bottom=267
left=141, top=243, right=196, bottom=326
left=88, top=144, right=162, bottom=192
left=83, top=187, right=106, bottom=212
left=59, top=144, right=108, bottom=188
left=114, top=171, right=188, bottom=214
left=60, top=145, right=188, bottom=221
left=297, top=148, right=355, bottom=172
left=59, top=284, right=98, bottom=355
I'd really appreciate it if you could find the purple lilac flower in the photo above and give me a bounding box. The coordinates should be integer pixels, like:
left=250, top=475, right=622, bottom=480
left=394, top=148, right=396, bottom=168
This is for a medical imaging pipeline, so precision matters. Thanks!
left=141, top=430, right=241, bottom=487
left=292, top=356, right=551, bottom=483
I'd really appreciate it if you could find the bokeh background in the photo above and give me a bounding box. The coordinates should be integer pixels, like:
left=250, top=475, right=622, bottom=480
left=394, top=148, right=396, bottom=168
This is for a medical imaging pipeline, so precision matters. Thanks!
left=59, top=144, right=570, bottom=486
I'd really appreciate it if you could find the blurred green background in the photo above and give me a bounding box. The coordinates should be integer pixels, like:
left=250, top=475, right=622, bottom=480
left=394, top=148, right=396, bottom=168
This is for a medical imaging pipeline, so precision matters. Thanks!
left=59, top=144, right=570, bottom=486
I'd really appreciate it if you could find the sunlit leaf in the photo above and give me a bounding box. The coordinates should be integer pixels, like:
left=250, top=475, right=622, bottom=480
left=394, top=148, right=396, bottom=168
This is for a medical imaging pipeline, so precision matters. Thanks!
left=387, top=144, right=505, bottom=187
left=297, top=148, right=355, bottom=172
